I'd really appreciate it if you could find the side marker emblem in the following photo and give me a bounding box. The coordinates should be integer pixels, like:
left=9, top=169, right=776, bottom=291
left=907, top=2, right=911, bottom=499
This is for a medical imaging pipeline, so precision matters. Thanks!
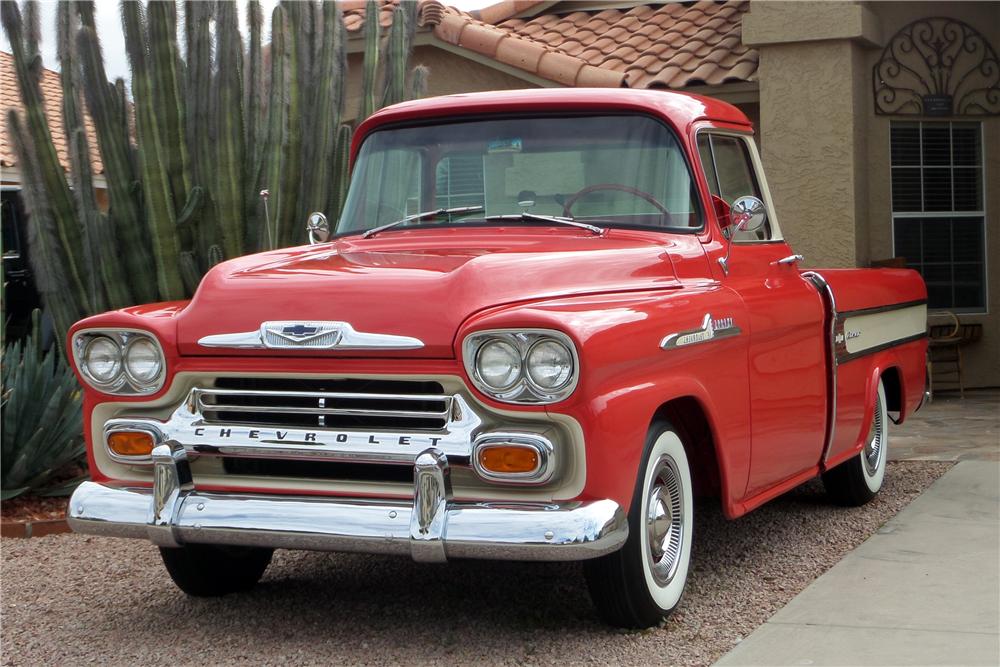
left=660, top=314, right=741, bottom=350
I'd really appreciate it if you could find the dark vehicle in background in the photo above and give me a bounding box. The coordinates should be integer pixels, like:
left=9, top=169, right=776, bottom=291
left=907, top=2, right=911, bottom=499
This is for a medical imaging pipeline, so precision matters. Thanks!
left=2, top=188, right=46, bottom=342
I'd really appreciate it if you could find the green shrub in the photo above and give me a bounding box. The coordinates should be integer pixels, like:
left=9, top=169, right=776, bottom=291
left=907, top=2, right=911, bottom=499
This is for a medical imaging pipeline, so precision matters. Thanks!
left=1, top=313, right=85, bottom=500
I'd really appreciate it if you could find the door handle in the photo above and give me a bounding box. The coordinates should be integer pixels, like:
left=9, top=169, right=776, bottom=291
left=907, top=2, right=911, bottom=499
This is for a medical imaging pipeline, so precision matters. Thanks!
left=774, top=254, right=804, bottom=266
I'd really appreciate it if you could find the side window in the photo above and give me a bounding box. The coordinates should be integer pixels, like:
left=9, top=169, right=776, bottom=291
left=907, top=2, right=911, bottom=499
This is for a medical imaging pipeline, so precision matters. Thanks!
left=698, top=133, right=771, bottom=241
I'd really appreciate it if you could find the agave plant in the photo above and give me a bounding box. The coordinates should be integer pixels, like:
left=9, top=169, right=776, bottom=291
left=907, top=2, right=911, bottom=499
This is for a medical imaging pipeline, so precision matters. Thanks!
left=1, top=311, right=86, bottom=500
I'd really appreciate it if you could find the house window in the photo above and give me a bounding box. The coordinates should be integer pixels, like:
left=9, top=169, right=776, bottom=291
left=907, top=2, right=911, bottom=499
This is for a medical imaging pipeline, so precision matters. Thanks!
left=891, top=121, right=986, bottom=311
left=435, top=155, right=485, bottom=210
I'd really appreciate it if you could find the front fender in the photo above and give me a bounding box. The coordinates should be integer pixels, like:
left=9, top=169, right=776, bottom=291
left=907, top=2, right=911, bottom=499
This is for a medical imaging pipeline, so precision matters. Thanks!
left=456, top=286, right=752, bottom=514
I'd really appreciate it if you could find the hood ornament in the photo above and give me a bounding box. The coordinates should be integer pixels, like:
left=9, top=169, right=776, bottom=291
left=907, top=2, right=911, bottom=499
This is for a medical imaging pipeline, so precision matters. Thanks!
left=199, top=321, right=423, bottom=350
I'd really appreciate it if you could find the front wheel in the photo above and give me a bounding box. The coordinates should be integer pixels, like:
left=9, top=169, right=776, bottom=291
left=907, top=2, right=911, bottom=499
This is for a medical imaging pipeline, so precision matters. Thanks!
left=584, top=422, right=693, bottom=628
left=822, top=378, right=889, bottom=506
left=160, top=543, right=273, bottom=597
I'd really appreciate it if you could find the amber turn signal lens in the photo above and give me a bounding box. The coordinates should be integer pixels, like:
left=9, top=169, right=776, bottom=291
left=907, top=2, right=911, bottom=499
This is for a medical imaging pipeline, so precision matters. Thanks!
left=107, top=431, right=155, bottom=457
left=478, top=446, right=539, bottom=474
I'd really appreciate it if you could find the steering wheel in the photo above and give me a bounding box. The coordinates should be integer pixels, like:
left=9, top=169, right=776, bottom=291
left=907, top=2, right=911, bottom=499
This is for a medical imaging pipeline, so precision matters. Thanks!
left=562, top=183, right=671, bottom=220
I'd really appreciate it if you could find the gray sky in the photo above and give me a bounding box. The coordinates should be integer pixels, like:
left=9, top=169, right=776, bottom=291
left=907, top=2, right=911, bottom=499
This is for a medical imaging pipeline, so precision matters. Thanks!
left=2, top=0, right=491, bottom=86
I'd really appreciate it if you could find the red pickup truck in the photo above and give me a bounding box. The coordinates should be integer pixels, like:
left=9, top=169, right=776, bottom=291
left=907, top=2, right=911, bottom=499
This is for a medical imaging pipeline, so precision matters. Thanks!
left=67, top=89, right=927, bottom=628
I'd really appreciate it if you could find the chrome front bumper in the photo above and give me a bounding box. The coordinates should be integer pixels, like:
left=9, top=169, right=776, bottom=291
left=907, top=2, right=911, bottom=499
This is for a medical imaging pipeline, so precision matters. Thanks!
left=68, top=442, right=627, bottom=562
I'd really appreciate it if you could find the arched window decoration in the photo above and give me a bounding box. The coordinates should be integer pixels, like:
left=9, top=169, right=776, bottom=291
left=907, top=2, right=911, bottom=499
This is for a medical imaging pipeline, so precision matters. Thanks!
left=874, top=17, right=999, bottom=116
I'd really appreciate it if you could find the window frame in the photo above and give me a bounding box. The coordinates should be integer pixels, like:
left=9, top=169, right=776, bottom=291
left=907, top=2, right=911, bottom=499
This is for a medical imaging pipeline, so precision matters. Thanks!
left=692, top=126, right=784, bottom=243
left=337, top=111, right=708, bottom=238
left=889, top=120, right=988, bottom=314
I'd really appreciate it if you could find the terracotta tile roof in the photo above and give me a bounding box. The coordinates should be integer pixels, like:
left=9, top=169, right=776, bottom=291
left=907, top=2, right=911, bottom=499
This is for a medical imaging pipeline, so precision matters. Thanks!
left=1, top=50, right=102, bottom=175
left=343, top=1, right=756, bottom=90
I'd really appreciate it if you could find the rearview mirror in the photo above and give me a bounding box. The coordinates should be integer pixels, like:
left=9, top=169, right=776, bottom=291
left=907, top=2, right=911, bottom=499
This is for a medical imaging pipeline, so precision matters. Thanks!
left=306, top=212, right=330, bottom=244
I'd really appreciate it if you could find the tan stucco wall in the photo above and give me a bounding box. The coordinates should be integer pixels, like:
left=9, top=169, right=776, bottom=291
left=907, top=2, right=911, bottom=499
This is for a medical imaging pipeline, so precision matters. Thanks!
left=743, top=11, right=870, bottom=267
left=745, top=1, right=999, bottom=389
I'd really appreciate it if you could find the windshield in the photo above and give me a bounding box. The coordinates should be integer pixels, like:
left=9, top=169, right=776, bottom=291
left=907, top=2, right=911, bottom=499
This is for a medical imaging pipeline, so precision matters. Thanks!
left=338, top=115, right=702, bottom=235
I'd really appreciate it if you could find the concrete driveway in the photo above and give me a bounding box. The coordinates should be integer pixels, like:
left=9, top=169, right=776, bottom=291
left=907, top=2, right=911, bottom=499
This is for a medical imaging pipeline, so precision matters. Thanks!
left=717, top=389, right=1000, bottom=666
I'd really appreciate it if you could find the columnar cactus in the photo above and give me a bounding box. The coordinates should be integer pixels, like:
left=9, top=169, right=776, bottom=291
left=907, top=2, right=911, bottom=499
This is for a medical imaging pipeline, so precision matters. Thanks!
left=76, top=17, right=158, bottom=304
left=382, top=1, right=418, bottom=107
left=213, top=2, right=246, bottom=259
left=2, top=0, right=428, bottom=343
left=121, top=0, right=185, bottom=301
left=359, top=0, right=381, bottom=121
left=146, top=1, right=191, bottom=217
left=300, top=1, right=346, bottom=222
left=1, top=1, right=93, bottom=315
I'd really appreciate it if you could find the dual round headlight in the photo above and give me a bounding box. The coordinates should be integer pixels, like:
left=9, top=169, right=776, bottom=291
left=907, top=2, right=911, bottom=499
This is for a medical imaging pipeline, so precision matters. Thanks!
left=73, top=331, right=165, bottom=394
left=464, top=330, right=578, bottom=404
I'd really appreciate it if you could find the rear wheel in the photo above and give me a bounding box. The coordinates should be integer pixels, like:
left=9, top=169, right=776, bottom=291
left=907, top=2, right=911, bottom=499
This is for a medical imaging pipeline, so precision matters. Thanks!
left=584, top=422, right=693, bottom=628
left=823, top=378, right=889, bottom=506
left=160, top=543, right=273, bottom=597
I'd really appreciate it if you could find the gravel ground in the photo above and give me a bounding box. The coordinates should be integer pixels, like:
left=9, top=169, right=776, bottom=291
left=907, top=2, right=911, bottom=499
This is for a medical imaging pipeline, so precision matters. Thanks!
left=1, top=461, right=952, bottom=667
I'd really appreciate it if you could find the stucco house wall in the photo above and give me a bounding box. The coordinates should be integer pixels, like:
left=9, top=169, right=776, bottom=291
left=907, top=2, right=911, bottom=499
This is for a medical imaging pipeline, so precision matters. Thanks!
left=745, top=0, right=998, bottom=389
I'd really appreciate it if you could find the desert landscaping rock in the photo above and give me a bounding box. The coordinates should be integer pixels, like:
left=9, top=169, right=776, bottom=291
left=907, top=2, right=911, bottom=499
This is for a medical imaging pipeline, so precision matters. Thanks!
left=0, top=461, right=951, bottom=667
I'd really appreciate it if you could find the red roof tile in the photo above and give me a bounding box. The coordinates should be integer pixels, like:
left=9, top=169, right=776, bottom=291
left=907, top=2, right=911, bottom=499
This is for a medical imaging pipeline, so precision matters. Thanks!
left=1, top=50, right=102, bottom=174
left=487, top=0, right=757, bottom=89
left=344, top=1, right=755, bottom=90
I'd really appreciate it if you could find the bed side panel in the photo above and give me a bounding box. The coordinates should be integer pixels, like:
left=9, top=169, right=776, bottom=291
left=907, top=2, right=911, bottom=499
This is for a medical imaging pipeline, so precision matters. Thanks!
left=807, top=268, right=928, bottom=467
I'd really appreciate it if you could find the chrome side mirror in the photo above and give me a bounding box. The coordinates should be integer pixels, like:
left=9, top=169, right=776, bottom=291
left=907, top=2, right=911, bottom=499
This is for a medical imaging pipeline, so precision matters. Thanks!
left=306, top=212, right=330, bottom=244
left=718, top=196, right=767, bottom=276
left=729, top=196, right=767, bottom=235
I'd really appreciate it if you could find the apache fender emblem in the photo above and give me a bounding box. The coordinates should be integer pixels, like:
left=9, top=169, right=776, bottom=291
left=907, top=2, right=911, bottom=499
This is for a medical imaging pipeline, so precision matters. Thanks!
left=660, top=314, right=741, bottom=350
left=198, top=321, right=424, bottom=350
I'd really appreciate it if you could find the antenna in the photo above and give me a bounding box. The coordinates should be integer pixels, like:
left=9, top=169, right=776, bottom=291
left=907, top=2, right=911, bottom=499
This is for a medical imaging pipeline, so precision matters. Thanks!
left=260, top=189, right=272, bottom=249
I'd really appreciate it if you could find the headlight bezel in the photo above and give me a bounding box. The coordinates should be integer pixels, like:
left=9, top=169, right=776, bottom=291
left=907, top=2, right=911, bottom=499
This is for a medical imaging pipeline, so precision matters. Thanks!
left=72, top=329, right=166, bottom=395
left=462, top=329, right=579, bottom=404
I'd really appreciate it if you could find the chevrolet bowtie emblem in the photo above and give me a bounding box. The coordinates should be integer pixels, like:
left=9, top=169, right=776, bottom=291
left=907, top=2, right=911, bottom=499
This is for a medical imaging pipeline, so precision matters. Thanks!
left=280, top=324, right=321, bottom=339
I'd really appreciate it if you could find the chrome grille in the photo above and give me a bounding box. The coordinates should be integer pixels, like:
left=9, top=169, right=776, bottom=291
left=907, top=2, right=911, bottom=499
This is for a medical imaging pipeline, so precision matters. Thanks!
left=261, top=327, right=340, bottom=349
left=198, top=378, right=451, bottom=430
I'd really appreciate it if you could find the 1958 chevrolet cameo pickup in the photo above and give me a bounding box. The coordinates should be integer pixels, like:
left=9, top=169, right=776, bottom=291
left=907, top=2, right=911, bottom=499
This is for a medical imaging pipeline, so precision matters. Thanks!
left=67, top=89, right=928, bottom=628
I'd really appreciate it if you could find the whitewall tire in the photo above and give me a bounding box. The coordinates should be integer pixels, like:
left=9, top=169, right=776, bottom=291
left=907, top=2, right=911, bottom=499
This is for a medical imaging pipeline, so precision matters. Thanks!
left=823, top=378, right=889, bottom=506
left=584, top=422, right=693, bottom=628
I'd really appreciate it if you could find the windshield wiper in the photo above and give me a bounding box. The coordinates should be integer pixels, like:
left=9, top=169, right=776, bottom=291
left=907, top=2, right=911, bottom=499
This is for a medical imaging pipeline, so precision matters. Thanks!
left=362, top=205, right=484, bottom=238
left=477, top=213, right=604, bottom=235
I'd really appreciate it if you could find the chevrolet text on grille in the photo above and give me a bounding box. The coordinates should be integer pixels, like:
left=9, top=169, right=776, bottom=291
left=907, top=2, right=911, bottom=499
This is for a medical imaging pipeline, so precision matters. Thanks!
left=191, top=426, right=446, bottom=449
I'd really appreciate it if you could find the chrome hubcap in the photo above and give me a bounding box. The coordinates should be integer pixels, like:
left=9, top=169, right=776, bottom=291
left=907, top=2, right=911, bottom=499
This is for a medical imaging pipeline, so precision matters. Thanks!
left=863, top=392, right=884, bottom=476
left=645, top=456, right=684, bottom=586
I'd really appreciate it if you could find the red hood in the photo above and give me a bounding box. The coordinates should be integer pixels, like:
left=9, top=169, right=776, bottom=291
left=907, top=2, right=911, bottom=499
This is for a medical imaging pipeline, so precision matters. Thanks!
left=176, top=228, right=692, bottom=358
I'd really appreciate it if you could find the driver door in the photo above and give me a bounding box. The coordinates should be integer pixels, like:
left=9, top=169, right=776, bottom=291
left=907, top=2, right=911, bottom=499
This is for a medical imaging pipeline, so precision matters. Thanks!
left=697, top=131, right=828, bottom=497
